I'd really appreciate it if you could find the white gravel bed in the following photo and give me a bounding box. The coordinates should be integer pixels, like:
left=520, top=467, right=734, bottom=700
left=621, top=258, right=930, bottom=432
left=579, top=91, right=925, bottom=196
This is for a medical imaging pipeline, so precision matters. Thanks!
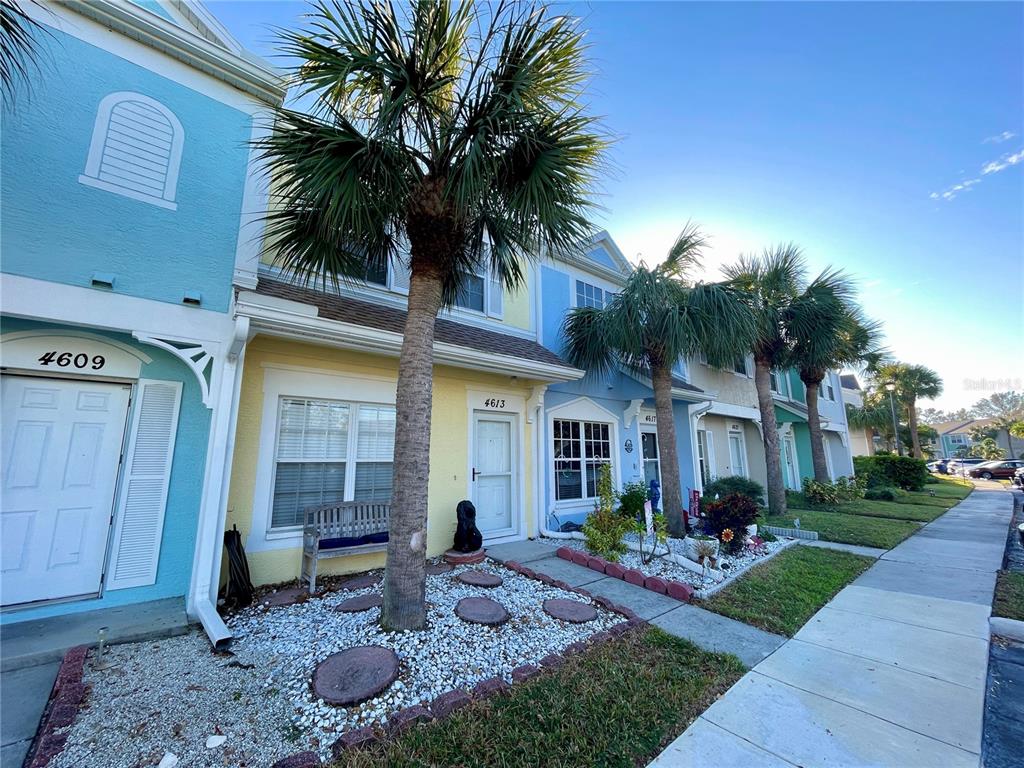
left=52, top=560, right=618, bottom=767
left=540, top=534, right=793, bottom=593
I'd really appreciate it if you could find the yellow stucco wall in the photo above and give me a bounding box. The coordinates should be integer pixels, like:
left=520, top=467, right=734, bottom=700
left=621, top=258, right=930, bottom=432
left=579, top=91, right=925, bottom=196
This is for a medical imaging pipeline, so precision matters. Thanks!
left=687, top=362, right=759, bottom=409
left=225, top=335, right=539, bottom=587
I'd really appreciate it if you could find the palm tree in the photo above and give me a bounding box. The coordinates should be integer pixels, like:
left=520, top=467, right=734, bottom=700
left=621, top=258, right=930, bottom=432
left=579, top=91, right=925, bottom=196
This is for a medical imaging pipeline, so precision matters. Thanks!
left=259, top=0, right=607, bottom=630
left=1, top=0, right=42, bottom=104
left=561, top=225, right=756, bottom=537
left=722, top=245, right=851, bottom=516
left=789, top=293, right=884, bottom=481
left=872, top=363, right=943, bottom=459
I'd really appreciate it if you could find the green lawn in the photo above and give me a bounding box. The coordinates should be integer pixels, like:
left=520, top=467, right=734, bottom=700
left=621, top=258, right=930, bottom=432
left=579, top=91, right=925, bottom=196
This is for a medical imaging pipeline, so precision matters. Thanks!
left=340, top=628, right=745, bottom=768
left=700, top=546, right=874, bottom=636
left=930, top=477, right=974, bottom=498
left=765, top=508, right=919, bottom=549
left=993, top=571, right=1024, bottom=622
left=835, top=499, right=947, bottom=523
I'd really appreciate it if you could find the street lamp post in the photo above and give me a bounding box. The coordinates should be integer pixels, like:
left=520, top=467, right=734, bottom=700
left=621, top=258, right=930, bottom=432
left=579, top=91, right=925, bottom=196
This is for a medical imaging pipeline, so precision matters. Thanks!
left=885, top=382, right=904, bottom=457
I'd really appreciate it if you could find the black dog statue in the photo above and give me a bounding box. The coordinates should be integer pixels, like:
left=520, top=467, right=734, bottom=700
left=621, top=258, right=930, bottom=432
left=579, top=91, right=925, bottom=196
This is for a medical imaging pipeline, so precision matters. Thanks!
left=454, top=500, right=483, bottom=553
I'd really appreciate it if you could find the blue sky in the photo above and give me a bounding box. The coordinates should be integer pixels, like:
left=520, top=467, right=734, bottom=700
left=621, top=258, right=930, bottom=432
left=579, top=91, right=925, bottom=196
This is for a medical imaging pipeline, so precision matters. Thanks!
left=210, top=0, right=1023, bottom=412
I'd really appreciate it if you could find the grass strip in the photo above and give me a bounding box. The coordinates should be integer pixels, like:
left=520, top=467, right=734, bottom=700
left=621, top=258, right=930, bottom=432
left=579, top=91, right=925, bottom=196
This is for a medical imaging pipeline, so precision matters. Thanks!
left=700, top=546, right=873, bottom=636
left=339, top=627, right=745, bottom=768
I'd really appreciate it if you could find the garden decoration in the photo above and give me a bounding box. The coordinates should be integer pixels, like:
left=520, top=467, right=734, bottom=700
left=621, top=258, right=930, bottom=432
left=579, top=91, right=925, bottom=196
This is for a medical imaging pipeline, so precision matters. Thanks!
left=649, top=478, right=661, bottom=512
left=453, top=500, right=483, bottom=553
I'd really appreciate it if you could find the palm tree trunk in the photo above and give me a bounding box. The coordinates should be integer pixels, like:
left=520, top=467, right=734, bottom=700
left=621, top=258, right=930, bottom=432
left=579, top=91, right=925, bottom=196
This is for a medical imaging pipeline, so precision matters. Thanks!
left=805, top=380, right=830, bottom=482
left=381, top=267, right=444, bottom=631
left=651, top=362, right=687, bottom=537
left=907, top=397, right=922, bottom=459
left=754, top=360, right=787, bottom=516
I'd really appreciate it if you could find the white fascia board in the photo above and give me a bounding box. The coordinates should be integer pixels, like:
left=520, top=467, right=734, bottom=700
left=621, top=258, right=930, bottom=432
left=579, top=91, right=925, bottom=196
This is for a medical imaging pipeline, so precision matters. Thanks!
left=707, top=401, right=761, bottom=421
left=236, top=297, right=583, bottom=383
left=1, top=273, right=234, bottom=344
left=61, top=0, right=285, bottom=105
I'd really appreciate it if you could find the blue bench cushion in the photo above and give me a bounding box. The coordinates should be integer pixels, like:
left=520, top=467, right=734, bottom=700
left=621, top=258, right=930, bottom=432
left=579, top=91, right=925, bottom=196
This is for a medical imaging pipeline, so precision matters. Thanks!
left=319, top=532, right=389, bottom=550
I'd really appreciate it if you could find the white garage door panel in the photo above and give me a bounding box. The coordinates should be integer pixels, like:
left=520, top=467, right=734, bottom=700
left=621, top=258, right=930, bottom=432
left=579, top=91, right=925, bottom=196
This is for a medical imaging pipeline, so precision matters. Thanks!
left=1, top=376, right=131, bottom=606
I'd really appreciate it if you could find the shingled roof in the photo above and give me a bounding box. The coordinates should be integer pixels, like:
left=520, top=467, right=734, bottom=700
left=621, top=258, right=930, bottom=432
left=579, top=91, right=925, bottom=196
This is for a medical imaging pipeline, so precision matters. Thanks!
left=254, top=277, right=575, bottom=371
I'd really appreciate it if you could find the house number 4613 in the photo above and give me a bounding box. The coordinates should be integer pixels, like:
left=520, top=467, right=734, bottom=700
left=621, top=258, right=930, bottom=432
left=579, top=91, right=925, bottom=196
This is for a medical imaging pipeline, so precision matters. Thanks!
left=483, top=398, right=506, bottom=408
left=38, top=351, right=106, bottom=370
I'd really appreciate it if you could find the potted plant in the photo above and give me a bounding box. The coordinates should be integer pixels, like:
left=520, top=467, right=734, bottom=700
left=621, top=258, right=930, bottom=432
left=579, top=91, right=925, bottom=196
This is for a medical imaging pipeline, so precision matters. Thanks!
left=684, top=533, right=719, bottom=564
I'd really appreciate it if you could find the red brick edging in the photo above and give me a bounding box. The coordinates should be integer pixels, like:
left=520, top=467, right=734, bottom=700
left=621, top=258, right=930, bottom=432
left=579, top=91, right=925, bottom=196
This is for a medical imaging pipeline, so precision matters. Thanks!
left=24, top=645, right=89, bottom=768
left=272, top=559, right=646, bottom=765
left=556, top=546, right=695, bottom=603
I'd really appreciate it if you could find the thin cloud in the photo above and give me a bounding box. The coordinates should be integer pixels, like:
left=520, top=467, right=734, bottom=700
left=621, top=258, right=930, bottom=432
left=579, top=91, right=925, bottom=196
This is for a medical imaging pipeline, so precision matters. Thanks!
left=983, top=130, right=1016, bottom=144
left=930, top=147, right=1023, bottom=201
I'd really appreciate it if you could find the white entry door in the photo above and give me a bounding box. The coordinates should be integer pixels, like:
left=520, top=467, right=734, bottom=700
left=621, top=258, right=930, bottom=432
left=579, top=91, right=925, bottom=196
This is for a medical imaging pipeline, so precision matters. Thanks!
left=1, top=376, right=131, bottom=606
left=782, top=433, right=799, bottom=489
left=471, top=413, right=518, bottom=539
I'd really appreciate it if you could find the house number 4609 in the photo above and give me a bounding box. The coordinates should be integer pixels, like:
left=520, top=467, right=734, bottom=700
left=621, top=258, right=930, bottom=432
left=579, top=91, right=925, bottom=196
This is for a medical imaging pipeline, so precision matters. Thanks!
left=38, top=351, right=106, bottom=370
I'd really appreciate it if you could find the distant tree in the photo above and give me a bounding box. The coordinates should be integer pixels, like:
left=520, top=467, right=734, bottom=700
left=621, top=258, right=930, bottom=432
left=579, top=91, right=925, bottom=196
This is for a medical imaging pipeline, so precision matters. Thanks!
left=1010, top=421, right=1024, bottom=440
left=970, top=391, right=1024, bottom=456
left=870, top=362, right=942, bottom=459
left=918, top=407, right=970, bottom=425
left=971, top=437, right=1005, bottom=461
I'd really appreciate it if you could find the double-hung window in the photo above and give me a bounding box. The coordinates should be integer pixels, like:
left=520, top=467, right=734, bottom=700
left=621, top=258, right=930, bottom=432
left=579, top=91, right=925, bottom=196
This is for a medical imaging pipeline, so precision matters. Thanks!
left=825, top=376, right=836, bottom=401
left=553, top=419, right=611, bottom=501
left=733, top=357, right=749, bottom=376
left=270, top=397, right=395, bottom=530
left=454, top=261, right=503, bottom=317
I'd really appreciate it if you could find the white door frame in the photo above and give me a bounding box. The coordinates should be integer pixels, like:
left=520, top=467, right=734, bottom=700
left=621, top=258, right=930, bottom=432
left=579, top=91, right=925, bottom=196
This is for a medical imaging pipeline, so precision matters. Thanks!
left=468, top=410, right=522, bottom=543
left=727, top=423, right=749, bottom=478
left=1, top=373, right=133, bottom=608
left=638, top=421, right=662, bottom=491
left=782, top=431, right=800, bottom=489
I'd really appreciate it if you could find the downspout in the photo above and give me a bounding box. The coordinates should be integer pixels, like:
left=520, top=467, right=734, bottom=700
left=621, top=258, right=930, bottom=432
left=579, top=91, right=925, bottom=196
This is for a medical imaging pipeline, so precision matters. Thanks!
left=689, top=400, right=713, bottom=493
left=190, top=315, right=249, bottom=649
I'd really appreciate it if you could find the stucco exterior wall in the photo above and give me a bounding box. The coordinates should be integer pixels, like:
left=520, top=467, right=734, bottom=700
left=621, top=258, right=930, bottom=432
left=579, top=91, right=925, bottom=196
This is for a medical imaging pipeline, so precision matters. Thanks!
left=225, top=335, right=539, bottom=587
left=686, top=362, right=758, bottom=409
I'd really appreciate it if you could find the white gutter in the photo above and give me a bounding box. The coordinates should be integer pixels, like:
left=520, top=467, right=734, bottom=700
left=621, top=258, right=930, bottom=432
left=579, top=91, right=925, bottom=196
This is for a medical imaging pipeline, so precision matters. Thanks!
left=689, top=400, right=714, bottom=493
left=187, top=316, right=249, bottom=649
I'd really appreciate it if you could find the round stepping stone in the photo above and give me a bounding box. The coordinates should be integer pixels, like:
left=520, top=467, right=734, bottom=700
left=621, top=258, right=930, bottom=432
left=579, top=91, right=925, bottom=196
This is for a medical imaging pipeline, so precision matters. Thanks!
left=312, top=646, right=399, bottom=706
left=260, top=586, right=307, bottom=607
left=333, top=593, right=383, bottom=613
left=340, top=574, right=381, bottom=591
left=455, top=596, right=509, bottom=626
left=443, top=547, right=486, bottom=565
left=543, top=598, right=598, bottom=624
left=456, top=570, right=503, bottom=588
left=425, top=562, right=454, bottom=576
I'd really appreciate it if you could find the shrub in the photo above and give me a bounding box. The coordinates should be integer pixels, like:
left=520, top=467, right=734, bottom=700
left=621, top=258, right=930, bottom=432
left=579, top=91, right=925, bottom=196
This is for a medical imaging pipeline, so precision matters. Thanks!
left=864, top=486, right=905, bottom=502
left=702, top=493, right=759, bottom=554
left=702, top=475, right=765, bottom=504
left=618, top=481, right=649, bottom=519
left=801, top=476, right=866, bottom=506
left=583, top=464, right=631, bottom=561
left=854, top=455, right=929, bottom=491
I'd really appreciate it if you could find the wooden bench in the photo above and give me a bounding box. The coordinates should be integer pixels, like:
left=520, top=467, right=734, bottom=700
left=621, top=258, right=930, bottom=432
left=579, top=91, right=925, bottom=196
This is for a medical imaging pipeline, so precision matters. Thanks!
left=301, top=501, right=390, bottom=593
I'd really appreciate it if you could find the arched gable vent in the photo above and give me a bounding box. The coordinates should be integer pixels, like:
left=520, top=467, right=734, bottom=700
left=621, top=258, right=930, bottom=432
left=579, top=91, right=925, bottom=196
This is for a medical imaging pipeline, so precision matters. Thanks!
left=79, top=92, right=184, bottom=211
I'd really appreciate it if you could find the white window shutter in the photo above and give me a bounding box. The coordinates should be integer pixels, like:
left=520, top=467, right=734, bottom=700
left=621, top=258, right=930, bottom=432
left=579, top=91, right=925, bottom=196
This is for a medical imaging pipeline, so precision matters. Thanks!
left=390, top=258, right=411, bottom=295
left=106, top=379, right=182, bottom=591
left=487, top=269, right=504, bottom=318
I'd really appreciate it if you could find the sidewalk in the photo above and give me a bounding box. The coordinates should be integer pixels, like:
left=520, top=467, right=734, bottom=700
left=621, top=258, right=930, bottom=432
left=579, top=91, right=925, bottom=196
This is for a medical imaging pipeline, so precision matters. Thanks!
left=649, top=482, right=1013, bottom=768
left=487, top=540, right=786, bottom=668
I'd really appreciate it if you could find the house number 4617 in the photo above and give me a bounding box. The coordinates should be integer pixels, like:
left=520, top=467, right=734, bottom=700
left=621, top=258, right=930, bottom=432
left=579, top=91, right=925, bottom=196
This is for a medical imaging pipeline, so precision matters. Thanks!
left=38, top=351, right=106, bottom=370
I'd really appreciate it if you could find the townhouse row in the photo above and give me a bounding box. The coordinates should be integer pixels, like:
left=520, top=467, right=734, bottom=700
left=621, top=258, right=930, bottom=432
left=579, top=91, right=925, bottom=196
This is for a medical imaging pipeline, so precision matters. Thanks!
left=0, top=1, right=855, bottom=642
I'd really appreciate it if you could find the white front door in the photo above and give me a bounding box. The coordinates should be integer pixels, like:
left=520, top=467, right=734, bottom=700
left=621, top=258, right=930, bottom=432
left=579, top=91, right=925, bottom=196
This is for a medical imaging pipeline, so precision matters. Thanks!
left=782, top=433, right=799, bottom=489
left=640, top=429, right=661, bottom=490
left=471, top=413, right=518, bottom=539
left=1, top=376, right=131, bottom=606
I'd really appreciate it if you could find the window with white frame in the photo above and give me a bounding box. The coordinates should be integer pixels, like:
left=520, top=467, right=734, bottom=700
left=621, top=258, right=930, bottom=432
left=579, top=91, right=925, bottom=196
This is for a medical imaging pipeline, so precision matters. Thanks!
left=553, top=419, right=611, bottom=501
left=453, top=264, right=503, bottom=317
left=79, top=92, right=184, bottom=211
left=769, top=370, right=787, bottom=396
left=575, top=279, right=607, bottom=309
left=696, top=428, right=713, bottom=485
left=825, top=375, right=836, bottom=401
left=733, top=357, right=749, bottom=376
left=728, top=428, right=747, bottom=477
left=270, top=397, right=395, bottom=530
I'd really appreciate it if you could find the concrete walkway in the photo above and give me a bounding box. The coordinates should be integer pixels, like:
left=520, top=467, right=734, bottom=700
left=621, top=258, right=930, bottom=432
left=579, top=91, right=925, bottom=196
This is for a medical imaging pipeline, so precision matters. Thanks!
left=650, top=483, right=1013, bottom=768
left=800, top=539, right=887, bottom=558
left=487, top=540, right=786, bottom=668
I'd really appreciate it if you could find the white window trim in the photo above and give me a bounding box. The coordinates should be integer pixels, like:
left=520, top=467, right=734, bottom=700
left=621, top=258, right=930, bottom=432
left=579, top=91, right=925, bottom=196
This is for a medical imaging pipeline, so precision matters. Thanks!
left=695, top=352, right=752, bottom=378
left=249, top=365, right=396, bottom=552
left=546, top=397, right=621, bottom=515
left=822, top=434, right=836, bottom=480
left=79, top=91, right=184, bottom=211
left=639, top=421, right=663, bottom=492
left=695, top=421, right=717, bottom=486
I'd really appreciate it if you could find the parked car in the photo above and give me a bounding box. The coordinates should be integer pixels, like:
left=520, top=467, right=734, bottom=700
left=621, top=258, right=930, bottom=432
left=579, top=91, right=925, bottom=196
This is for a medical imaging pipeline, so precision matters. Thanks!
left=968, top=460, right=1024, bottom=480
left=946, top=458, right=987, bottom=475
left=927, top=459, right=948, bottom=474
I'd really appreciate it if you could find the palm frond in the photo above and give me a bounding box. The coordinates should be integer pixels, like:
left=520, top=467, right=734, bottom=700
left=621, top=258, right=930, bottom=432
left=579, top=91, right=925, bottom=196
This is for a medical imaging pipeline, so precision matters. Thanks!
left=1, top=0, right=43, bottom=105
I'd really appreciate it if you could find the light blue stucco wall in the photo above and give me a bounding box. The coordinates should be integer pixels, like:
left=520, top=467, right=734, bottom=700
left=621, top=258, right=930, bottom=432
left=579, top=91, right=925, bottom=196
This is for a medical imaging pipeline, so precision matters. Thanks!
left=1, top=28, right=252, bottom=314
left=0, top=318, right=210, bottom=623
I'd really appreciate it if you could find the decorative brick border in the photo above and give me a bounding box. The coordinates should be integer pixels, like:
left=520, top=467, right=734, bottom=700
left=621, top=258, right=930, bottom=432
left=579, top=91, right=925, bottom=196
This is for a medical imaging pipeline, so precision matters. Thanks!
left=553, top=547, right=695, bottom=603
left=272, top=560, right=646, bottom=765
left=24, top=645, right=89, bottom=768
